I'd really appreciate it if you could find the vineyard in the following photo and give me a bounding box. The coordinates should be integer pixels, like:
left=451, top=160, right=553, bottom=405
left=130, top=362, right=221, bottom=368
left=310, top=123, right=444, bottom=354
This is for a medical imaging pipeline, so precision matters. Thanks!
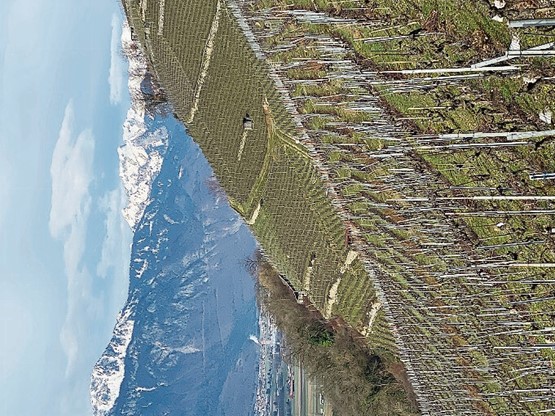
left=123, top=0, right=555, bottom=414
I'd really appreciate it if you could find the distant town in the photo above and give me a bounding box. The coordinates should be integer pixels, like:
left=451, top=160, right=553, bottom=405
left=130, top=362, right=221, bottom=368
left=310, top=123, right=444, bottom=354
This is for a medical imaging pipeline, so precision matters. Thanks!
left=255, top=312, right=332, bottom=416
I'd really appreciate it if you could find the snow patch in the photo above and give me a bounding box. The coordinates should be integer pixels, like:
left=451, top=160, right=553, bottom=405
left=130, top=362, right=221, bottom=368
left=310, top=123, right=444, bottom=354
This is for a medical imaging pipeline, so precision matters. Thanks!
left=135, top=386, right=156, bottom=393
left=118, top=21, right=169, bottom=229
left=163, top=214, right=178, bottom=225
left=222, top=217, right=243, bottom=236
left=90, top=303, right=136, bottom=415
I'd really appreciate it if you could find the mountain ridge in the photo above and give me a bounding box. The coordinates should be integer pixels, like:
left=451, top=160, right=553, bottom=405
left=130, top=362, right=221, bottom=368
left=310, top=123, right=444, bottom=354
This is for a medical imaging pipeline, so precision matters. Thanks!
left=90, top=19, right=261, bottom=416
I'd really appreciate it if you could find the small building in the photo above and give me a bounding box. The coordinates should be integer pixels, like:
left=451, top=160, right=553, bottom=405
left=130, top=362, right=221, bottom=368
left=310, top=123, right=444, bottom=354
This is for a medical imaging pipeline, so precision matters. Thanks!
left=243, top=113, right=254, bottom=130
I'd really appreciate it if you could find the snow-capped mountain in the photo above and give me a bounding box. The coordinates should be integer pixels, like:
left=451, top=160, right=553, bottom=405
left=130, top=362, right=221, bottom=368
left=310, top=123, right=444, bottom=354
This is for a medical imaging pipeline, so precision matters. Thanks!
left=118, top=21, right=169, bottom=230
left=90, top=301, right=136, bottom=414
left=91, top=23, right=260, bottom=415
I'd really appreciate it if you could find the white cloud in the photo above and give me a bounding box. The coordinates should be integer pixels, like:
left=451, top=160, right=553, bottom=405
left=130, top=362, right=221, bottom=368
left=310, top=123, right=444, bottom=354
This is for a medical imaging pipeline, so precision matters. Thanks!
left=97, top=187, right=131, bottom=313
left=50, top=101, right=132, bottom=385
left=108, top=13, right=124, bottom=105
left=49, top=102, right=95, bottom=239
left=50, top=100, right=96, bottom=377
left=59, top=313, right=79, bottom=377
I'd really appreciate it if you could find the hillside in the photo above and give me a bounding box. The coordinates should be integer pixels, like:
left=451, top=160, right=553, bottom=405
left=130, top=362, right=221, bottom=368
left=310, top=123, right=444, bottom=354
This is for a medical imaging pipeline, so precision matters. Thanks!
left=122, top=0, right=555, bottom=414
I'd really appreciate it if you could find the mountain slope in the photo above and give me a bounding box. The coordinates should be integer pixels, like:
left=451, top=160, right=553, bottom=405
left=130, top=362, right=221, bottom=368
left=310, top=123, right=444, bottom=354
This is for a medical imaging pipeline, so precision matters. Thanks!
left=91, top=26, right=261, bottom=413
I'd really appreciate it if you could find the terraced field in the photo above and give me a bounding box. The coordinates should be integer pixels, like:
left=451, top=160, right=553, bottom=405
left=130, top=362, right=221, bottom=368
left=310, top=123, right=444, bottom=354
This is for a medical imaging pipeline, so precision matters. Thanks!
left=124, top=0, right=381, bottom=356
left=123, top=0, right=555, bottom=414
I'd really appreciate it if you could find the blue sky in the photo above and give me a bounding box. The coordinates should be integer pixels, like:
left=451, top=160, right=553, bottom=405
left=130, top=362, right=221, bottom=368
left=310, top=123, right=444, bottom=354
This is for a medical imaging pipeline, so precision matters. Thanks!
left=0, top=0, right=132, bottom=414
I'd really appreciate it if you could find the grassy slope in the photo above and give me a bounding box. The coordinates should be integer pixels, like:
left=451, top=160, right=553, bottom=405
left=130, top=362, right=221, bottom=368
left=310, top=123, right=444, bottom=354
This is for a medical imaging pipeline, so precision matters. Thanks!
left=246, top=0, right=555, bottom=414
left=122, top=0, right=414, bottom=412
left=124, top=0, right=555, bottom=414
left=127, top=0, right=383, bottom=329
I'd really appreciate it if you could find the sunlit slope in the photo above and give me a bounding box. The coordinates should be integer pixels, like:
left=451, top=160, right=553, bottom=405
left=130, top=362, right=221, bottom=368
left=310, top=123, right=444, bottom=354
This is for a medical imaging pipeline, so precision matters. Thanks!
left=123, top=0, right=382, bottom=346
left=241, top=2, right=555, bottom=415
left=123, top=0, right=555, bottom=415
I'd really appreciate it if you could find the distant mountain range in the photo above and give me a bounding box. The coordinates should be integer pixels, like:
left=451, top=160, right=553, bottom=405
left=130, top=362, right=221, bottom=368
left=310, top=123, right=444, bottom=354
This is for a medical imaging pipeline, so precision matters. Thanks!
left=90, top=22, right=260, bottom=416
